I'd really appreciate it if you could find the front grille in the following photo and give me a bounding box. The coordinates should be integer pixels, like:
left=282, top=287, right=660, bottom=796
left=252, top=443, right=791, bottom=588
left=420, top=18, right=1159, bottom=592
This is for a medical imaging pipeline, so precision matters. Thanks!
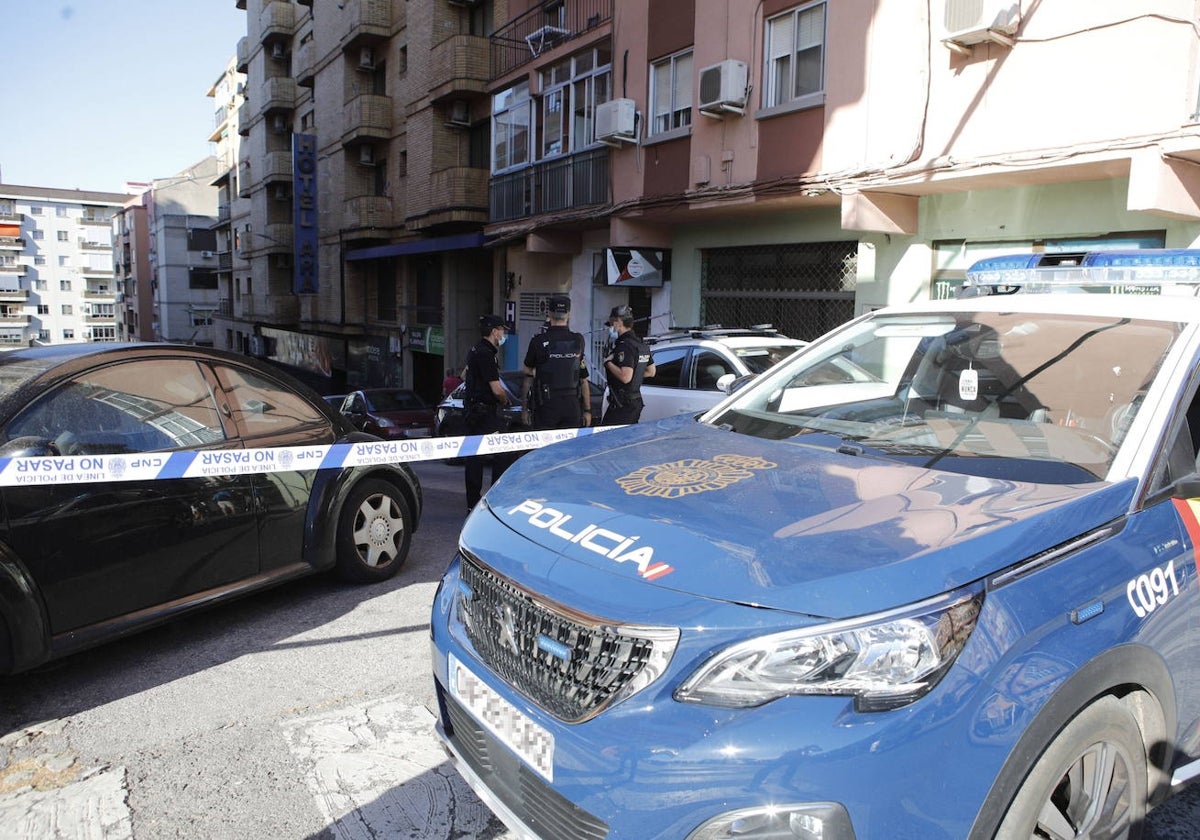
left=442, top=688, right=609, bottom=840
left=457, top=552, right=676, bottom=723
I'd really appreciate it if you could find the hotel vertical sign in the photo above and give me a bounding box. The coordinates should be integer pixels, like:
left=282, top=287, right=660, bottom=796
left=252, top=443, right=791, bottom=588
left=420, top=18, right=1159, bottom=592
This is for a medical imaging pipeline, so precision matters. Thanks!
left=292, top=133, right=319, bottom=294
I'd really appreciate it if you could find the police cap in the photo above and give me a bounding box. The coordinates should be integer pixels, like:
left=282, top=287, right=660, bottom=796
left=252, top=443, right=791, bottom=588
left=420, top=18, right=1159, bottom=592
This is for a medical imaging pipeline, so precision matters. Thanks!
left=479, top=314, right=506, bottom=333
left=605, top=304, right=634, bottom=325
left=548, top=295, right=571, bottom=315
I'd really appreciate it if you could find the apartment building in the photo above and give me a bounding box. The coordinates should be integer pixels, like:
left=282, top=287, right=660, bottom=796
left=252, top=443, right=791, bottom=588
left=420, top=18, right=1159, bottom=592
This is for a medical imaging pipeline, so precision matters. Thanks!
left=0, top=185, right=125, bottom=347
left=208, top=56, right=251, bottom=352
left=226, top=0, right=1200, bottom=397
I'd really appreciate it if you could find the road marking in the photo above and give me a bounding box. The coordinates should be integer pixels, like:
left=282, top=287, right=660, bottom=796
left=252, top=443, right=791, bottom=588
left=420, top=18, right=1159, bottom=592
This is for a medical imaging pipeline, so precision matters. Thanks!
left=279, top=694, right=508, bottom=839
left=0, top=763, right=131, bottom=840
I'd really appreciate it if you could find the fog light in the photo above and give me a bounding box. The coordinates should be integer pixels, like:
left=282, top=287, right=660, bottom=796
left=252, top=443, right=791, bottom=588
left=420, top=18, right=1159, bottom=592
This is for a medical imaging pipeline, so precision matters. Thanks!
left=686, top=803, right=855, bottom=840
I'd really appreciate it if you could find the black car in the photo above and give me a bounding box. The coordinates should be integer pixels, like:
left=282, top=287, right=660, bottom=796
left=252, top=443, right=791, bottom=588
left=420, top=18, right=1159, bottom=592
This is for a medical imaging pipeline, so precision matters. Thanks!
left=0, top=343, right=422, bottom=675
left=434, top=370, right=605, bottom=439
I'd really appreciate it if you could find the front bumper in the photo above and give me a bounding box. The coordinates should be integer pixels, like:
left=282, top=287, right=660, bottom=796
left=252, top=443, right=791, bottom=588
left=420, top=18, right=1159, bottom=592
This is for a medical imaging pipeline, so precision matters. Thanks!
left=430, top=549, right=1009, bottom=840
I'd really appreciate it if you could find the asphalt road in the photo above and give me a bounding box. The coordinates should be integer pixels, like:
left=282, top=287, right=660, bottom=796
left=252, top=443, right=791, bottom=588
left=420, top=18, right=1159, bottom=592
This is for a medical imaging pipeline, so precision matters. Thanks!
left=0, top=459, right=1197, bottom=839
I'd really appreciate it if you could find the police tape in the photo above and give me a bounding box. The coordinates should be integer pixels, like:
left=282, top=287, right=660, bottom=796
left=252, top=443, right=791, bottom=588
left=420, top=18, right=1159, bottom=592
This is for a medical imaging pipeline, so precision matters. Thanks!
left=0, top=426, right=621, bottom=488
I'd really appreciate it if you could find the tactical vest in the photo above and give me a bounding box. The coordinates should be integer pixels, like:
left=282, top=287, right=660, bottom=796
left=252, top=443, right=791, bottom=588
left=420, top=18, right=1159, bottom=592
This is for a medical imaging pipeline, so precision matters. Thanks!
left=610, top=334, right=651, bottom=404
left=534, top=331, right=583, bottom=396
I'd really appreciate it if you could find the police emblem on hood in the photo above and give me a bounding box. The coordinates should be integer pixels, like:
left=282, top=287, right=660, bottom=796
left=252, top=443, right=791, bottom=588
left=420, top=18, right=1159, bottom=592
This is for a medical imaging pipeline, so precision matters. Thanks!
left=617, top=454, right=776, bottom=498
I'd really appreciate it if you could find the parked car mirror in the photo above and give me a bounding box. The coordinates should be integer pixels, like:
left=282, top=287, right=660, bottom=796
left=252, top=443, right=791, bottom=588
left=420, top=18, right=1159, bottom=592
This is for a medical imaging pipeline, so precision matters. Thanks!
left=720, top=373, right=756, bottom=395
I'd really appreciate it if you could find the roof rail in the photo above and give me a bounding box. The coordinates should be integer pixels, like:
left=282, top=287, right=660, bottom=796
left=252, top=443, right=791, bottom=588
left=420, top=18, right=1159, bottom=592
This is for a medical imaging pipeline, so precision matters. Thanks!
left=960, top=249, right=1200, bottom=297
left=647, top=324, right=782, bottom=344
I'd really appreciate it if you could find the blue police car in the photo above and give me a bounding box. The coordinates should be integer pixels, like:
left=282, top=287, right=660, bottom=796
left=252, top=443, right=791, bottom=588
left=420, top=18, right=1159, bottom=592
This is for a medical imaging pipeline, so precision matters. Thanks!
left=432, top=250, right=1200, bottom=839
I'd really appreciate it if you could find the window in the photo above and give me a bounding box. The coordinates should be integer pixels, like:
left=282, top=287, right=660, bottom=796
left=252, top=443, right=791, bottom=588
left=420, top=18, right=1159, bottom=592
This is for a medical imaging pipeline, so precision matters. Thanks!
left=7, top=359, right=227, bottom=453
left=542, top=47, right=612, bottom=154
left=650, top=50, right=693, bottom=135
left=214, top=364, right=327, bottom=441
left=36, top=305, right=49, bottom=315
left=34, top=256, right=46, bottom=266
left=32, top=230, right=44, bottom=241
left=191, top=313, right=213, bottom=327
left=30, top=206, right=42, bottom=216
left=60, top=280, right=72, bottom=291
left=56, top=206, right=67, bottom=217
left=62, top=329, right=74, bottom=340
left=650, top=346, right=688, bottom=388
left=61, top=304, right=73, bottom=316
left=59, top=257, right=70, bottom=268
left=493, top=81, right=533, bottom=172
left=765, top=1, right=826, bottom=109
left=57, top=231, right=69, bottom=242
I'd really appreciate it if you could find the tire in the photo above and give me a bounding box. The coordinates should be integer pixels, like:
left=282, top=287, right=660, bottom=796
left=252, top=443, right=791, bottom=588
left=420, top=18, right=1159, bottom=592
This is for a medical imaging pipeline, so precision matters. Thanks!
left=335, top=479, right=412, bottom=583
left=995, top=695, right=1146, bottom=840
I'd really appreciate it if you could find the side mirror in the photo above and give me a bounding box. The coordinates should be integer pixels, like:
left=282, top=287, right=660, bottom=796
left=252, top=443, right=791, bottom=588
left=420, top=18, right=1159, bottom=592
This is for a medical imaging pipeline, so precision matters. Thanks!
left=719, top=373, right=756, bottom=396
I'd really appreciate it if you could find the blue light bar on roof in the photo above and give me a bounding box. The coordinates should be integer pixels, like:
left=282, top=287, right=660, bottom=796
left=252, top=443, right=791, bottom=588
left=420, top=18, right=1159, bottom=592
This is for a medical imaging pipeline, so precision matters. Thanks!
left=962, top=248, right=1200, bottom=296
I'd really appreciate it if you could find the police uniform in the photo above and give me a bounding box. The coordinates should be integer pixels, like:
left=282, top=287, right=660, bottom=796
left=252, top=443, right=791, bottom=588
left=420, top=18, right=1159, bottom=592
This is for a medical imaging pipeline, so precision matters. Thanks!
left=463, top=315, right=514, bottom=510
left=602, top=321, right=653, bottom=425
left=523, top=298, right=589, bottom=430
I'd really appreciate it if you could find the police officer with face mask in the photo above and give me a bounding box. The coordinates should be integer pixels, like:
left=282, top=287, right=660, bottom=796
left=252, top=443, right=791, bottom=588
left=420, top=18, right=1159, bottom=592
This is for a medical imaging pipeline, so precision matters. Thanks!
left=601, top=304, right=656, bottom=425
left=463, top=314, right=515, bottom=511
left=520, top=295, right=590, bottom=430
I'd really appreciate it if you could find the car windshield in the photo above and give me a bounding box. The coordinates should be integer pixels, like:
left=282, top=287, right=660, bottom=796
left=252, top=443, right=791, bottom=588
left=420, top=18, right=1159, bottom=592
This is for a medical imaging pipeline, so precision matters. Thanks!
left=708, top=311, right=1181, bottom=483
left=365, top=390, right=427, bottom=411
left=735, top=343, right=804, bottom=374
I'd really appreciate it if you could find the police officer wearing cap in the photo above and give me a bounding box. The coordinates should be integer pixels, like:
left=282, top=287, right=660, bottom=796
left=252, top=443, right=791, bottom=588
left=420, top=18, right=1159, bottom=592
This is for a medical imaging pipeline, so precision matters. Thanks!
left=601, top=304, right=656, bottom=425
left=463, top=314, right=515, bottom=511
left=520, top=295, right=590, bottom=430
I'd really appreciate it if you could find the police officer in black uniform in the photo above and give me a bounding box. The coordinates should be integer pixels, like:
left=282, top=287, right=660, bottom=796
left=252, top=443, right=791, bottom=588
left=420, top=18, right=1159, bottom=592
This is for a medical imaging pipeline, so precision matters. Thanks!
left=601, top=304, right=656, bottom=425
left=463, top=314, right=515, bottom=511
left=520, top=295, right=591, bottom=430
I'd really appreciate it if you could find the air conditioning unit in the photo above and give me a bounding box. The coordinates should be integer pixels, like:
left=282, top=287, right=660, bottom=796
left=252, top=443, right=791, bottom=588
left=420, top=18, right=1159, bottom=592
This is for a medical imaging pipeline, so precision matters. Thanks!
left=358, top=145, right=376, bottom=166
left=358, top=46, right=376, bottom=70
left=271, top=114, right=289, bottom=134
left=698, top=59, right=748, bottom=116
left=595, top=98, right=637, bottom=145
left=271, top=42, right=287, bottom=61
left=447, top=99, right=471, bottom=127
left=200, top=250, right=215, bottom=259
left=273, top=186, right=291, bottom=201
left=942, top=0, right=1020, bottom=50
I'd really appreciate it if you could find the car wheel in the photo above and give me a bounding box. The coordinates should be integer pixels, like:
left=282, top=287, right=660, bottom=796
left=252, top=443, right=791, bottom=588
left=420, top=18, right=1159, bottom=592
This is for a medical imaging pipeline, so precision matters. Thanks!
left=995, top=696, right=1146, bottom=840
left=335, top=479, right=412, bottom=583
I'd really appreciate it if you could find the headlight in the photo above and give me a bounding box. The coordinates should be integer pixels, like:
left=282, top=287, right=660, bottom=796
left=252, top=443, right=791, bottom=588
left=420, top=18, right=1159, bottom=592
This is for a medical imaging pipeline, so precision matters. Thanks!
left=376, top=417, right=396, bottom=428
left=676, top=587, right=982, bottom=712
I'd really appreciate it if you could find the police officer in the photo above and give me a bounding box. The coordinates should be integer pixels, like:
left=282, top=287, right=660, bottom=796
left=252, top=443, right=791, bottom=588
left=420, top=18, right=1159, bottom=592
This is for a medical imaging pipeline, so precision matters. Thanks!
left=601, top=304, right=656, bottom=425
left=520, top=295, right=590, bottom=430
left=463, top=314, right=515, bottom=511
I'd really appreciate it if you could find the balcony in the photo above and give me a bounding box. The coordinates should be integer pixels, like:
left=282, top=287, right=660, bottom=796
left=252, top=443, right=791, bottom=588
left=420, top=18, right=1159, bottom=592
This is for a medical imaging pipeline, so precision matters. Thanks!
left=0, top=263, right=27, bottom=276
left=0, top=311, right=30, bottom=326
left=344, top=195, right=393, bottom=229
left=79, top=239, right=111, bottom=252
left=341, top=94, right=393, bottom=144
left=263, top=151, right=293, bottom=185
left=0, top=236, right=25, bottom=250
left=216, top=203, right=231, bottom=225
left=81, top=266, right=114, bottom=279
left=217, top=251, right=234, bottom=271
left=0, top=285, right=28, bottom=302
left=79, top=213, right=111, bottom=226
left=295, top=37, right=315, bottom=88
left=259, top=1, right=295, bottom=45
left=344, top=0, right=392, bottom=49
left=411, top=168, right=488, bottom=229
left=260, top=76, right=296, bottom=115
left=240, top=294, right=300, bottom=323
left=0, top=212, right=22, bottom=223
left=490, top=147, right=610, bottom=222
left=429, top=34, right=489, bottom=103
left=261, top=224, right=294, bottom=254
left=236, top=36, right=249, bottom=73
left=491, top=0, right=612, bottom=78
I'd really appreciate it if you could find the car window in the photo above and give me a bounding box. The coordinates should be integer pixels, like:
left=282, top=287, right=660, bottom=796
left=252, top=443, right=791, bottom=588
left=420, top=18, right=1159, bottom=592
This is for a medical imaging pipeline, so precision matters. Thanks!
left=6, top=359, right=228, bottom=454
left=649, top=347, right=688, bottom=388
left=214, top=364, right=328, bottom=440
left=693, top=351, right=735, bottom=390
left=736, top=343, right=803, bottom=374
left=367, top=391, right=427, bottom=411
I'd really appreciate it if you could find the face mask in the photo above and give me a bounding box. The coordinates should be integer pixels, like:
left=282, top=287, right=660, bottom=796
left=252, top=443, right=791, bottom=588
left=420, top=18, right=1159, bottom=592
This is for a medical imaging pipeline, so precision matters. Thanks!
left=497, top=333, right=508, bottom=346
left=608, top=327, right=618, bottom=341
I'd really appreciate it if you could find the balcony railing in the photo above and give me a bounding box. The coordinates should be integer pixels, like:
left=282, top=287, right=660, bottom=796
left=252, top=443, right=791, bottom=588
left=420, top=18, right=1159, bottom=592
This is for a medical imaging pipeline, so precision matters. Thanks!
left=259, top=1, right=295, bottom=45
left=344, top=195, right=393, bottom=229
left=79, top=214, right=111, bottom=226
left=0, top=212, right=23, bottom=223
left=342, top=94, right=393, bottom=143
left=344, top=0, right=392, bottom=47
left=491, top=0, right=612, bottom=78
left=79, top=240, right=111, bottom=251
left=489, top=147, right=610, bottom=222
left=0, top=263, right=27, bottom=275
left=0, top=287, right=28, bottom=301
left=260, top=76, right=297, bottom=115
left=237, top=36, right=249, bottom=73
left=263, top=151, right=293, bottom=184
left=0, top=236, right=25, bottom=250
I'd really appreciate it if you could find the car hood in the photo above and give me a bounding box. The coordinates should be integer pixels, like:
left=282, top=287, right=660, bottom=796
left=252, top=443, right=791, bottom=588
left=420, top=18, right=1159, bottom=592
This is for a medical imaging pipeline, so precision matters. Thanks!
left=478, top=420, right=1136, bottom=618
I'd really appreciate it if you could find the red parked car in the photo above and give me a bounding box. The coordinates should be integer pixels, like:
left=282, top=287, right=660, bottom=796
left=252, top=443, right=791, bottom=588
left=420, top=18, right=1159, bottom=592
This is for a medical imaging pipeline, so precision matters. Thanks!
left=339, top=388, right=435, bottom=440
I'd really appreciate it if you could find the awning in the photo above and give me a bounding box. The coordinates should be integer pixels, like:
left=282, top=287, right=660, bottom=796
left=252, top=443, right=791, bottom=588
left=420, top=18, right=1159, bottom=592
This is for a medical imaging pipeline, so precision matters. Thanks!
left=345, top=232, right=488, bottom=262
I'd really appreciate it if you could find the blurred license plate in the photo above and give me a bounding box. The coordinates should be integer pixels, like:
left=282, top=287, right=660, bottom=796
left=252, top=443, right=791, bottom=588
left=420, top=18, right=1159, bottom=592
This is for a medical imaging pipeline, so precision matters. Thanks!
left=449, top=653, right=554, bottom=781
